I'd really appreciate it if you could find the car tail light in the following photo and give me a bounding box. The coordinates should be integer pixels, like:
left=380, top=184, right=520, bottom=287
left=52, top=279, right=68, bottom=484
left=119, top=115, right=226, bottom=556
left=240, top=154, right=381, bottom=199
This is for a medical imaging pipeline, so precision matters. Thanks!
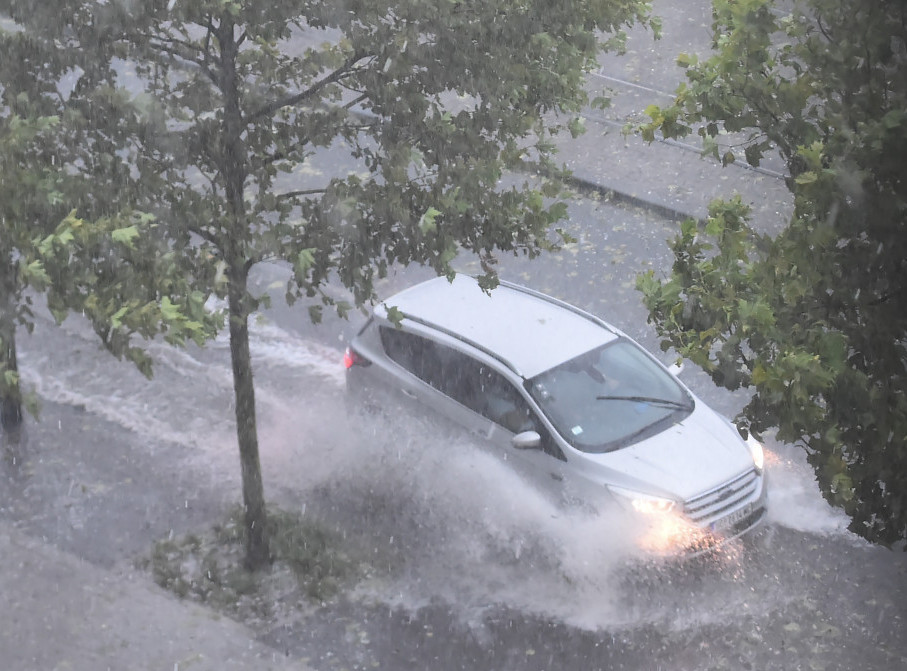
left=343, top=346, right=371, bottom=369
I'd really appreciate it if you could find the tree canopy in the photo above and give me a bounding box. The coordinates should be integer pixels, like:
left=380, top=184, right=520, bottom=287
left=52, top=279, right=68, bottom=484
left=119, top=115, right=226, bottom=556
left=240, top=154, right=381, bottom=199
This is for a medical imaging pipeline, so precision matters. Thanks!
left=4, top=0, right=654, bottom=566
left=637, top=0, right=907, bottom=545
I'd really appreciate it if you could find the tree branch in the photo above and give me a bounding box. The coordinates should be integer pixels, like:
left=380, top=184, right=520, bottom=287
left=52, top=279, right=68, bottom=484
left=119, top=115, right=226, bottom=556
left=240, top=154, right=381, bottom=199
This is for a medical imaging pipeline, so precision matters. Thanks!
left=143, top=37, right=216, bottom=83
left=244, top=50, right=371, bottom=124
left=201, top=22, right=218, bottom=86
left=251, top=107, right=373, bottom=170
left=144, top=33, right=204, bottom=62
left=816, top=15, right=834, bottom=45
left=185, top=221, right=220, bottom=246
left=276, top=188, right=327, bottom=201
left=344, top=93, right=369, bottom=111
left=158, top=32, right=206, bottom=54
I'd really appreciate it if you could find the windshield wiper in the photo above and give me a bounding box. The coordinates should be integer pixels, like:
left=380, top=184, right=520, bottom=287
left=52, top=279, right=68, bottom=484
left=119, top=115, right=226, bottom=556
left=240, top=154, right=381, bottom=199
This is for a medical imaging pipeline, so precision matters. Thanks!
left=595, top=395, right=693, bottom=411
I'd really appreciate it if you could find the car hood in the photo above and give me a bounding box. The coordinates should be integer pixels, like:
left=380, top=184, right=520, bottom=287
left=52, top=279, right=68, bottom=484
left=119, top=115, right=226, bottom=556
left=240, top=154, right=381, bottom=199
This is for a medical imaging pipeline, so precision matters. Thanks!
left=578, top=401, right=754, bottom=501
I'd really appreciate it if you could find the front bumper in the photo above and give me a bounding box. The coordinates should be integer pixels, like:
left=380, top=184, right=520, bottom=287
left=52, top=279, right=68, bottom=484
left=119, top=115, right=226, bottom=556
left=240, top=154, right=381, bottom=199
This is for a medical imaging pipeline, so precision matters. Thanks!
left=636, top=471, right=768, bottom=559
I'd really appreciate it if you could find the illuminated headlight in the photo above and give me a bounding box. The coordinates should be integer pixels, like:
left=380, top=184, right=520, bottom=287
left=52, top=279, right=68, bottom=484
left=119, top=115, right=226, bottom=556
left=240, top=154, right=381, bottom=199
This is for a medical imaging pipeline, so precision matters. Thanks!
left=609, top=486, right=676, bottom=515
left=747, top=435, right=765, bottom=474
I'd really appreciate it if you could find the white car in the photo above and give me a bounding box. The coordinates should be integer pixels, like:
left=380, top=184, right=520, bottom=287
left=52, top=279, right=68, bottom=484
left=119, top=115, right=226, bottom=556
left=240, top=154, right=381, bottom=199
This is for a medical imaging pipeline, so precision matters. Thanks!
left=344, top=275, right=767, bottom=556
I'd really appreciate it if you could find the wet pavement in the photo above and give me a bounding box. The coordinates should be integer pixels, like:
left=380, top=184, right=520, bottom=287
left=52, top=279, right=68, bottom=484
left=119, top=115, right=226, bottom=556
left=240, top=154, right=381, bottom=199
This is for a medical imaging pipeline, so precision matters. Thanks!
left=1, top=518, right=296, bottom=671
left=1, top=407, right=298, bottom=671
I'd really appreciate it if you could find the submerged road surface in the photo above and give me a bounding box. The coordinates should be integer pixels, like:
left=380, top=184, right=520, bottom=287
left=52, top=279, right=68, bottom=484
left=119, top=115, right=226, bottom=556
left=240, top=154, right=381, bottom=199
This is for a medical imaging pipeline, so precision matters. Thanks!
left=6, top=192, right=906, bottom=670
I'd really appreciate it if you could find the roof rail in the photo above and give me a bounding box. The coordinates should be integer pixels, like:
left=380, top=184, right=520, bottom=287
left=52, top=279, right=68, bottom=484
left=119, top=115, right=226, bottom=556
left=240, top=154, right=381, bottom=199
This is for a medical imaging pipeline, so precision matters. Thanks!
left=497, top=279, right=615, bottom=334
left=400, top=313, right=524, bottom=378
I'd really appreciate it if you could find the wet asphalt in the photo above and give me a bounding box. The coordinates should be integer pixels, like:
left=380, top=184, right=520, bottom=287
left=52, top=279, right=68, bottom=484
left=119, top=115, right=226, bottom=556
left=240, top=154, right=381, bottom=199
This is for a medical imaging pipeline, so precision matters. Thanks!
left=3, top=0, right=907, bottom=669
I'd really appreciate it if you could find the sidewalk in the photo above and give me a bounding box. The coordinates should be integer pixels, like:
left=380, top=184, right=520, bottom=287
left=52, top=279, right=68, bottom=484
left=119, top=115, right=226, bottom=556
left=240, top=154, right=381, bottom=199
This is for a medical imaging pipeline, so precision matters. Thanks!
left=564, top=0, right=794, bottom=231
left=555, top=119, right=793, bottom=233
left=555, top=8, right=793, bottom=231
left=0, top=521, right=298, bottom=671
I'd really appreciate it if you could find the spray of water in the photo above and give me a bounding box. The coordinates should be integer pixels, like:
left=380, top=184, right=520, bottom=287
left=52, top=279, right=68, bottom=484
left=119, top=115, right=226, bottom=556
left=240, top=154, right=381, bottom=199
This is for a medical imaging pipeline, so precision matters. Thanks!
left=17, top=307, right=861, bottom=632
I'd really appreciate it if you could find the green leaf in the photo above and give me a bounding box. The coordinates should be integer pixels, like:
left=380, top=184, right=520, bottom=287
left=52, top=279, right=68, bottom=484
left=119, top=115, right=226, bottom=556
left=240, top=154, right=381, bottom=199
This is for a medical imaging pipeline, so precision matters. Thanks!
left=111, top=225, right=140, bottom=248
left=705, top=216, right=725, bottom=237
left=744, top=143, right=763, bottom=167
left=590, top=95, right=611, bottom=110
left=676, top=53, right=698, bottom=68
left=419, top=207, right=441, bottom=234
left=643, top=104, right=664, bottom=124
left=567, top=116, right=586, bottom=138
left=110, top=306, right=129, bottom=329
left=881, top=109, right=904, bottom=130
left=159, top=296, right=182, bottom=322
left=751, top=363, right=768, bottom=386
left=2, top=370, right=19, bottom=388
left=295, top=248, right=316, bottom=275
left=794, top=171, right=818, bottom=185
left=385, top=305, right=404, bottom=328
left=23, top=260, right=51, bottom=286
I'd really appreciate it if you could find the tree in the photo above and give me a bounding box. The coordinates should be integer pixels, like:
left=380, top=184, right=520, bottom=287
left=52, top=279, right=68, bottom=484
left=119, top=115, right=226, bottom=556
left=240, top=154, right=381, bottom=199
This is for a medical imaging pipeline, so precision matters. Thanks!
left=0, top=24, right=68, bottom=435
left=0, top=13, right=217, bottom=442
left=636, top=0, right=907, bottom=545
left=0, top=109, right=55, bottom=434
left=10, top=0, right=655, bottom=568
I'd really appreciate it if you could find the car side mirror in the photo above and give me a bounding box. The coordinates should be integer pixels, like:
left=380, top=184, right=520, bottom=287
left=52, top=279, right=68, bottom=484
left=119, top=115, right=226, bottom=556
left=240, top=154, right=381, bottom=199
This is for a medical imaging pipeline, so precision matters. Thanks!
left=512, top=431, right=541, bottom=450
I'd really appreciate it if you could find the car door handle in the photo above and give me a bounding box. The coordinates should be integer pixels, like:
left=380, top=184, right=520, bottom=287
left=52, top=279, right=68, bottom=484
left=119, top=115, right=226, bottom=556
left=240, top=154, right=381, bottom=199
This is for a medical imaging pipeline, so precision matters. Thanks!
left=550, top=472, right=563, bottom=482
left=401, top=388, right=417, bottom=399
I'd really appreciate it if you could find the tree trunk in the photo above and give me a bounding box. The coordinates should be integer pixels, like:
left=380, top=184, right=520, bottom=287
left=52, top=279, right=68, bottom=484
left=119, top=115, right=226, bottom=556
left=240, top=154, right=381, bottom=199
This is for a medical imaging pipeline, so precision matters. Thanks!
left=227, top=265, right=270, bottom=569
left=0, top=262, right=23, bottom=433
left=217, top=14, right=269, bottom=569
left=0, top=322, right=23, bottom=432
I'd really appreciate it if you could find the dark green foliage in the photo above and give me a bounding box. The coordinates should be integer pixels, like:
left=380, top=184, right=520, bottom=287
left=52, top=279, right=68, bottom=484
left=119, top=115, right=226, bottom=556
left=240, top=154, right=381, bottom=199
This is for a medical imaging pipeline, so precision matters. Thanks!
left=637, top=0, right=907, bottom=545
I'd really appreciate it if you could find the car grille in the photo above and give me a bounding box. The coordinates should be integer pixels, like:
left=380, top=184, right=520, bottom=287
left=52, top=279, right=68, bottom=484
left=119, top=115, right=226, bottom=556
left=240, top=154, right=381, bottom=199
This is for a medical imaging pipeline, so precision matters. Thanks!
left=683, top=468, right=760, bottom=526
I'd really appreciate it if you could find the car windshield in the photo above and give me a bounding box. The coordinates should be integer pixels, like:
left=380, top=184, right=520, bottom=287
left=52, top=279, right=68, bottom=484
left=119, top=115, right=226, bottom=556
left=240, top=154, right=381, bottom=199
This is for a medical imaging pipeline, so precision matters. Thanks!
left=526, top=339, right=693, bottom=453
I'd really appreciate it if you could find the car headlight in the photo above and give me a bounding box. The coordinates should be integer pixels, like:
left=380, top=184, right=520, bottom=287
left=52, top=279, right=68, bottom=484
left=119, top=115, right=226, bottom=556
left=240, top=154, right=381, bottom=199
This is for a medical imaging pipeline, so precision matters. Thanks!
left=746, top=435, right=765, bottom=474
left=608, top=486, right=676, bottom=515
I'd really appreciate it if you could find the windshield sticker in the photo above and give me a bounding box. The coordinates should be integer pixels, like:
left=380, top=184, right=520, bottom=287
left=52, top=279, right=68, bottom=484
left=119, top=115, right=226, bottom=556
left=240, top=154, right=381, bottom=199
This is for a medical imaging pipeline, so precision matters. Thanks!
left=571, top=425, right=583, bottom=436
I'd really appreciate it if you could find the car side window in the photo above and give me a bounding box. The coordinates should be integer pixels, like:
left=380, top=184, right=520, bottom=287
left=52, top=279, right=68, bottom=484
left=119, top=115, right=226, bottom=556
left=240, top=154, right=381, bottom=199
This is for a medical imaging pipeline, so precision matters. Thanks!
left=458, top=364, right=565, bottom=460
left=469, top=364, right=534, bottom=433
left=379, top=326, right=476, bottom=398
left=378, top=326, right=565, bottom=461
left=379, top=326, right=443, bottom=389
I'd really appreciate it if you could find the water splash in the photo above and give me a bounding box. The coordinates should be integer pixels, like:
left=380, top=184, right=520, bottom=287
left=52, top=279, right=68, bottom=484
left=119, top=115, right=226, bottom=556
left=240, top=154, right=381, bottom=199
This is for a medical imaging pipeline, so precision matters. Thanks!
left=17, top=302, right=861, bottom=633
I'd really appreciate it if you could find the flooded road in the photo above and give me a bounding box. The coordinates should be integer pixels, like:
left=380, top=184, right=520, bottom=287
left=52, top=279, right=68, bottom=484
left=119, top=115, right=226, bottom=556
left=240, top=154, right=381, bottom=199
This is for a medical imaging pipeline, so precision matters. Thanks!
left=5, top=192, right=905, bottom=670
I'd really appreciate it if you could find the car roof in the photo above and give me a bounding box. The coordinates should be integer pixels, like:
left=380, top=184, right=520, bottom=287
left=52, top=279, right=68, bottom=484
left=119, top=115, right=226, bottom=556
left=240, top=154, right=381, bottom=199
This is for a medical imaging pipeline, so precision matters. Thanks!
left=376, top=275, right=618, bottom=378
